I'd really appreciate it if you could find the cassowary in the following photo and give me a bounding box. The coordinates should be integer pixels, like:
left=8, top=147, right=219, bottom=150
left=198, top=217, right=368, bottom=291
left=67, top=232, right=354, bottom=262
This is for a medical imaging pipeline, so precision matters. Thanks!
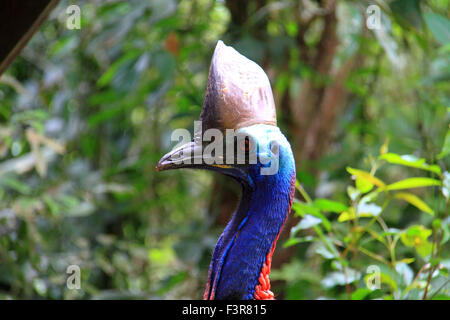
left=156, top=41, right=296, bottom=300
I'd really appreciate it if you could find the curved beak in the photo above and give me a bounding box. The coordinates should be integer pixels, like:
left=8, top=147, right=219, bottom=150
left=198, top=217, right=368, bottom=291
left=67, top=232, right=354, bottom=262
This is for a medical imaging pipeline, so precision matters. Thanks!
left=156, top=141, right=201, bottom=172
left=156, top=141, right=231, bottom=172
left=156, top=141, right=250, bottom=185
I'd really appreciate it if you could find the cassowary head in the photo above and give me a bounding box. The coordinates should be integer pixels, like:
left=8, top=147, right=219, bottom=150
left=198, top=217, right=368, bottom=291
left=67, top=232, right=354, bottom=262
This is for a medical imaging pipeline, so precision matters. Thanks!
left=156, top=41, right=296, bottom=300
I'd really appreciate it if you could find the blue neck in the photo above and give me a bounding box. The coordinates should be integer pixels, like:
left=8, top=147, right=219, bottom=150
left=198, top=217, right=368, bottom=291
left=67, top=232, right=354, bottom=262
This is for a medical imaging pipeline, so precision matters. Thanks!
left=204, top=168, right=295, bottom=300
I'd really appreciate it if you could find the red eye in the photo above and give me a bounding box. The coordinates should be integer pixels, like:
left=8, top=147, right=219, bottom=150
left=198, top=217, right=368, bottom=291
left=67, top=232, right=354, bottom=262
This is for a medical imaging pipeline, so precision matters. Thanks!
left=239, top=137, right=250, bottom=152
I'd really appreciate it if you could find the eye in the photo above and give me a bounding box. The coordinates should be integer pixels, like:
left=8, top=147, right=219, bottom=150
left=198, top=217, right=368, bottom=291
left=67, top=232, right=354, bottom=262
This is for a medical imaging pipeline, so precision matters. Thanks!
left=270, top=141, right=279, bottom=155
left=238, top=136, right=251, bottom=153
left=243, top=137, right=250, bottom=152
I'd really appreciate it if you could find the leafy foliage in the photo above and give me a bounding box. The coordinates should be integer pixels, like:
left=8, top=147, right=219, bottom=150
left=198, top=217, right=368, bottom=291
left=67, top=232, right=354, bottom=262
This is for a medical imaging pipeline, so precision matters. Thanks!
left=285, top=144, right=449, bottom=299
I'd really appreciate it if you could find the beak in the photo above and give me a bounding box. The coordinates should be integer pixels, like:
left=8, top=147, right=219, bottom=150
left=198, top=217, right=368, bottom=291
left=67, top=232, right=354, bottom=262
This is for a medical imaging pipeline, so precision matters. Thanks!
left=156, top=141, right=201, bottom=172
left=156, top=141, right=250, bottom=185
left=156, top=141, right=231, bottom=172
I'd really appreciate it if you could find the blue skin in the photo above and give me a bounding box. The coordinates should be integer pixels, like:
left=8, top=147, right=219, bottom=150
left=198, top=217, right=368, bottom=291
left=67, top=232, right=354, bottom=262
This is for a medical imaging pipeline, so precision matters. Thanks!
left=204, top=124, right=296, bottom=300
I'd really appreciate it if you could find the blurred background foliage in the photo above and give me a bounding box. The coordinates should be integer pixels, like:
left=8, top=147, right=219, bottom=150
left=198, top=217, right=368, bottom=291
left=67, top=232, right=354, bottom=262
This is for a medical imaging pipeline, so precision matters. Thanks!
left=0, top=0, right=449, bottom=299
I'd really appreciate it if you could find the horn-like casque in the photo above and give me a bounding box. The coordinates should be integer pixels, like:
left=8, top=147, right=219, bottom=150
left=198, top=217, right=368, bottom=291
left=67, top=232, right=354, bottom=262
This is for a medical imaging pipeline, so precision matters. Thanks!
left=199, top=40, right=277, bottom=133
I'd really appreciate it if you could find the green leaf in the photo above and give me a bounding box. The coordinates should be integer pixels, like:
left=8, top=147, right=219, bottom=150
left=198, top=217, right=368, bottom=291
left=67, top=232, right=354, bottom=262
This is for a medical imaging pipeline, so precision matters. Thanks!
left=432, top=294, right=450, bottom=300
left=157, top=271, right=188, bottom=295
left=338, top=204, right=381, bottom=222
left=88, top=91, right=122, bottom=106
left=315, top=243, right=337, bottom=259
left=424, top=12, right=450, bottom=45
left=283, top=236, right=314, bottom=248
left=347, top=186, right=361, bottom=201
left=32, top=278, right=47, bottom=296
left=346, top=167, right=386, bottom=189
left=66, top=202, right=95, bottom=217
left=149, top=247, right=176, bottom=265
left=292, top=201, right=332, bottom=231
left=416, top=241, right=433, bottom=257
left=97, top=50, right=140, bottom=87
left=397, top=257, right=415, bottom=265
left=313, top=198, right=348, bottom=213
left=283, top=238, right=301, bottom=248
left=351, top=288, right=372, bottom=300
left=50, top=35, right=78, bottom=57
left=43, top=195, right=61, bottom=216
left=379, top=272, right=399, bottom=292
left=390, top=0, right=423, bottom=30
left=437, top=128, right=450, bottom=160
left=292, top=201, right=320, bottom=216
left=401, top=225, right=433, bottom=257
left=356, top=177, right=374, bottom=193
left=0, top=176, right=31, bottom=194
left=293, top=214, right=322, bottom=231
left=386, top=177, right=442, bottom=191
left=360, top=189, right=381, bottom=204
left=88, top=103, right=133, bottom=127
left=379, top=153, right=441, bottom=175
left=57, top=194, right=80, bottom=208
left=338, top=208, right=355, bottom=222
left=394, top=192, right=434, bottom=215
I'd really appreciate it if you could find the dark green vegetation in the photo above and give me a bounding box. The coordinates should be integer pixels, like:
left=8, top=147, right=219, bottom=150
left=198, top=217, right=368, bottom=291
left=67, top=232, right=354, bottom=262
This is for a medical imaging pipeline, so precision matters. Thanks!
left=0, top=0, right=449, bottom=299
